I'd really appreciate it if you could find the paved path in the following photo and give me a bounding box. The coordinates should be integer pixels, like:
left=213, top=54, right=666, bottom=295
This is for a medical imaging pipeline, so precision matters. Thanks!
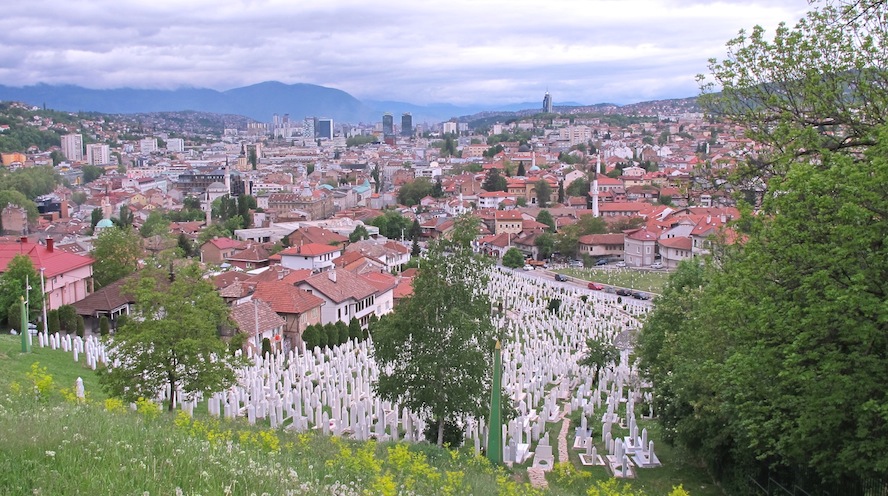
left=527, top=467, right=549, bottom=489
left=558, top=417, right=570, bottom=462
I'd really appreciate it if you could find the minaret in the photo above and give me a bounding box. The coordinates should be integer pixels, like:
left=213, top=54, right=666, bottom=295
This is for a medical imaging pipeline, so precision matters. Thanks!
left=592, top=152, right=601, bottom=217
left=224, top=158, right=231, bottom=195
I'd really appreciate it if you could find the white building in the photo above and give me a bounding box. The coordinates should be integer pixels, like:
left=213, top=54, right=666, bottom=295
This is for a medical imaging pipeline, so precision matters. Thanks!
left=139, top=138, right=158, bottom=154
left=85, top=143, right=111, bottom=165
left=166, top=138, right=185, bottom=152
left=279, top=243, right=341, bottom=272
left=61, top=134, right=84, bottom=162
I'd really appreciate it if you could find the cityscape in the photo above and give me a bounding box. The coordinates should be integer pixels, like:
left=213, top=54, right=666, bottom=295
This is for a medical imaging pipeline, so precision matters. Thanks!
left=0, top=0, right=884, bottom=495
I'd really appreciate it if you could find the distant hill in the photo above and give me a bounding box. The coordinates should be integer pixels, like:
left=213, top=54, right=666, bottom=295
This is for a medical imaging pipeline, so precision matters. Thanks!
left=0, top=82, right=698, bottom=126
left=0, top=82, right=377, bottom=124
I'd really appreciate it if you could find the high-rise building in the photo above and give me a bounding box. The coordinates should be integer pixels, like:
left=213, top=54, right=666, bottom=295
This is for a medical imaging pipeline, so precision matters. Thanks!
left=382, top=113, right=394, bottom=136
left=303, top=117, right=317, bottom=139
left=317, top=118, right=334, bottom=140
left=85, top=143, right=110, bottom=165
left=543, top=92, right=553, bottom=113
left=442, top=121, right=458, bottom=135
left=401, top=113, right=413, bottom=137
left=60, top=134, right=84, bottom=162
left=140, top=137, right=158, bottom=154
left=166, top=138, right=185, bottom=152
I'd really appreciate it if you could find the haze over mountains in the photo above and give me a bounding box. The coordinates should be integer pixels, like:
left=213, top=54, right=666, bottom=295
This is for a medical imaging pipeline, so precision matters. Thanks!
left=0, top=81, right=614, bottom=125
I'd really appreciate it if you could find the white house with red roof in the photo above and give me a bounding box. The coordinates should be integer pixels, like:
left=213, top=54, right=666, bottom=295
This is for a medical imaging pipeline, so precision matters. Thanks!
left=296, top=269, right=384, bottom=327
left=624, top=228, right=659, bottom=267
left=280, top=243, right=342, bottom=273
left=0, top=237, right=94, bottom=310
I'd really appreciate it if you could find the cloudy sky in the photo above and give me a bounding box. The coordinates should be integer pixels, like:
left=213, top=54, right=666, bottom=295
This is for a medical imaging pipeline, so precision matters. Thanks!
left=1, top=0, right=810, bottom=106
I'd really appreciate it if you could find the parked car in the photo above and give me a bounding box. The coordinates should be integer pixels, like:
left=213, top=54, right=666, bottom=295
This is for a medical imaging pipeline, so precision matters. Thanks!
left=650, top=262, right=664, bottom=269
left=603, top=286, right=616, bottom=294
left=554, top=273, right=568, bottom=282
left=616, top=288, right=632, bottom=296
left=615, top=261, right=627, bottom=268
left=522, top=264, right=533, bottom=271
left=632, top=291, right=652, bottom=300
left=569, top=259, right=584, bottom=268
left=594, top=258, right=609, bottom=266
left=587, top=282, right=604, bottom=290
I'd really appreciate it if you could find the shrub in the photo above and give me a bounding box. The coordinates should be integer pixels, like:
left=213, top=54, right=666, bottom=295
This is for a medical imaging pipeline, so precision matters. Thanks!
left=261, top=337, right=272, bottom=357
left=99, top=315, right=110, bottom=336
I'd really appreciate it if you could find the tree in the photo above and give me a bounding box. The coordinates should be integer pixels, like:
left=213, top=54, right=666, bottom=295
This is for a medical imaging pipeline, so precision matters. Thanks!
left=501, top=247, right=525, bottom=268
left=50, top=150, right=64, bottom=166
left=248, top=147, right=258, bottom=170
left=372, top=215, right=495, bottom=447
left=118, top=205, right=134, bottom=229
left=92, top=227, right=142, bottom=288
left=698, top=0, right=888, bottom=181
left=57, top=304, right=78, bottom=334
left=410, top=237, right=421, bottom=257
left=139, top=211, right=169, bottom=238
left=99, top=315, right=110, bottom=336
left=325, top=323, right=338, bottom=348
left=348, top=318, right=362, bottom=342
left=369, top=210, right=411, bottom=240
left=534, top=180, right=552, bottom=208
left=177, top=233, right=194, bottom=258
left=98, top=263, right=243, bottom=411
left=555, top=214, right=607, bottom=258
left=516, top=162, right=526, bottom=176
left=349, top=224, right=369, bottom=243
left=336, top=321, right=349, bottom=345
left=409, top=218, right=421, bottom=241
left=534, top=233, right=555, bottom=261
left=0, top=254, right=43, bottom=324
left=481, top=169, right=507, bottom=192
left=579, top=337, right=618, bottom=386
left=396, top=178, right=435, bottom=206
left=536, top=209, right=556, bottom=233
left=0, top=190, right=39, bottom=222
left=557, top=180, right=565, bottom=204
left=566, top=177, right=590, bottom=198
left=81, top=165, right=104, bottom=184
left=90, top=208, right=103, bottom=228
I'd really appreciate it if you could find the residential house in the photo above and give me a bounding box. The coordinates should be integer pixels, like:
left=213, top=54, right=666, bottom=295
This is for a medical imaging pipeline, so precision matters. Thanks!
left=577, top=233, right=625, bottom=260
left=279, top=243, right=341, bottom=272
left=0, top=237, right=94, bottom=310
left=229, top=299, right=287, bottom=355
left=296, top=269, right=380, bottom=327
left=200, top=237, right=246, bottom=264
left=623, top=228, right=659, bottom=267
left=252, top=280, right=324, bottom=352
left=72, top=277, right=133, bottom=334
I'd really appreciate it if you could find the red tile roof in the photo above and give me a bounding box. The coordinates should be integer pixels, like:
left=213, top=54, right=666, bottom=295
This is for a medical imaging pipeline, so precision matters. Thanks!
left=0, top=241, right=93, bottom=278
left=280, top=243, right=341, bottom=257
left=229, top=299, right=286, bottom=336
left=253, top=281, right=324, bottom=314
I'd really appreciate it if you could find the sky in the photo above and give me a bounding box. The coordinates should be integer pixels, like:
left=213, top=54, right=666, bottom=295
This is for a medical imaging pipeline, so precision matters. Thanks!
left=1, top=0, right=811, bottom=106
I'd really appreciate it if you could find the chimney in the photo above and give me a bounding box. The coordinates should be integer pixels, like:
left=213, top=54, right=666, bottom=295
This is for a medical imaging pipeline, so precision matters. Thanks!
left=60, top=200, right=69, bottom=219
left=720, top=214, right=727, bottom=223
left=46, top=237, right=54, bottom=253
left=328, top=269, right=336, bottom=283
left=20, top=236, right=28, bottom=244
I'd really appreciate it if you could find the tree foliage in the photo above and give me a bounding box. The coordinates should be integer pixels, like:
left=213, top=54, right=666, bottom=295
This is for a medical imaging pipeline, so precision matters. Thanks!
left=0, top=254, right=43, bottom=324
left=481, top=169, right=507, bottom=192
left=501, top=247, right=525, bottom=268
left=396, top=178, right=435, bottom=206
left=92, top=227, right=142, bottom=288
left=639, top=126, right=888, bottom=485
left=372, top=215, right=495, bottom=447
left=534, top=180, right=552, bottom=208
left=536, top=209, right=556, bottom=233
left=698, top=0, right=888, bottom=180
left=566, top=177, right=590, bottom=198
left=369, top=210, right=412, bottom=240
left=99, top=263, right=243, bottom=411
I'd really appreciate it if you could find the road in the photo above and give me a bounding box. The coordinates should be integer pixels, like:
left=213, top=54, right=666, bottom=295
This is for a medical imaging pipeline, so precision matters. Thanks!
left=509, top=266, right=655, bottom=310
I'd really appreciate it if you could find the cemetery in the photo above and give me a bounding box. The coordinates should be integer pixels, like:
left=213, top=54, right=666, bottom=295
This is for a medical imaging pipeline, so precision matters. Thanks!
left=2, top=265, right=709, bottom=494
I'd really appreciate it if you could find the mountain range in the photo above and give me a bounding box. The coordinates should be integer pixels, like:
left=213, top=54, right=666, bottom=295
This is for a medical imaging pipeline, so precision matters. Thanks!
left=0, top=81, right=585, bottom=125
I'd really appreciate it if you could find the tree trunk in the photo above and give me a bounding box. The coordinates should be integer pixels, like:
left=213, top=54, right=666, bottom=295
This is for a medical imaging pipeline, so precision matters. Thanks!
left=437, top=418, right=445, bottom=447
left=168, top=373, right=176, bottom=411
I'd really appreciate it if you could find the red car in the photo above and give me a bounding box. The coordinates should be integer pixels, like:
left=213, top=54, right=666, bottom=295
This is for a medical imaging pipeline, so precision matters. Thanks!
left=587, top=282, right=604, bottom=290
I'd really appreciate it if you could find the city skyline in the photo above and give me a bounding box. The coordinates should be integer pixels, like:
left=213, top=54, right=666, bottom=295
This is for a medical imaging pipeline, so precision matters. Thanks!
left=2, top=0, right=809, bottom=106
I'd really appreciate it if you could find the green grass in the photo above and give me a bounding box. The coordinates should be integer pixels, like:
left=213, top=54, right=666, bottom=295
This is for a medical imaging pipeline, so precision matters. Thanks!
left=556, top=268, right=671, bottom=294
left=0, top=334, right=106, bottom=402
